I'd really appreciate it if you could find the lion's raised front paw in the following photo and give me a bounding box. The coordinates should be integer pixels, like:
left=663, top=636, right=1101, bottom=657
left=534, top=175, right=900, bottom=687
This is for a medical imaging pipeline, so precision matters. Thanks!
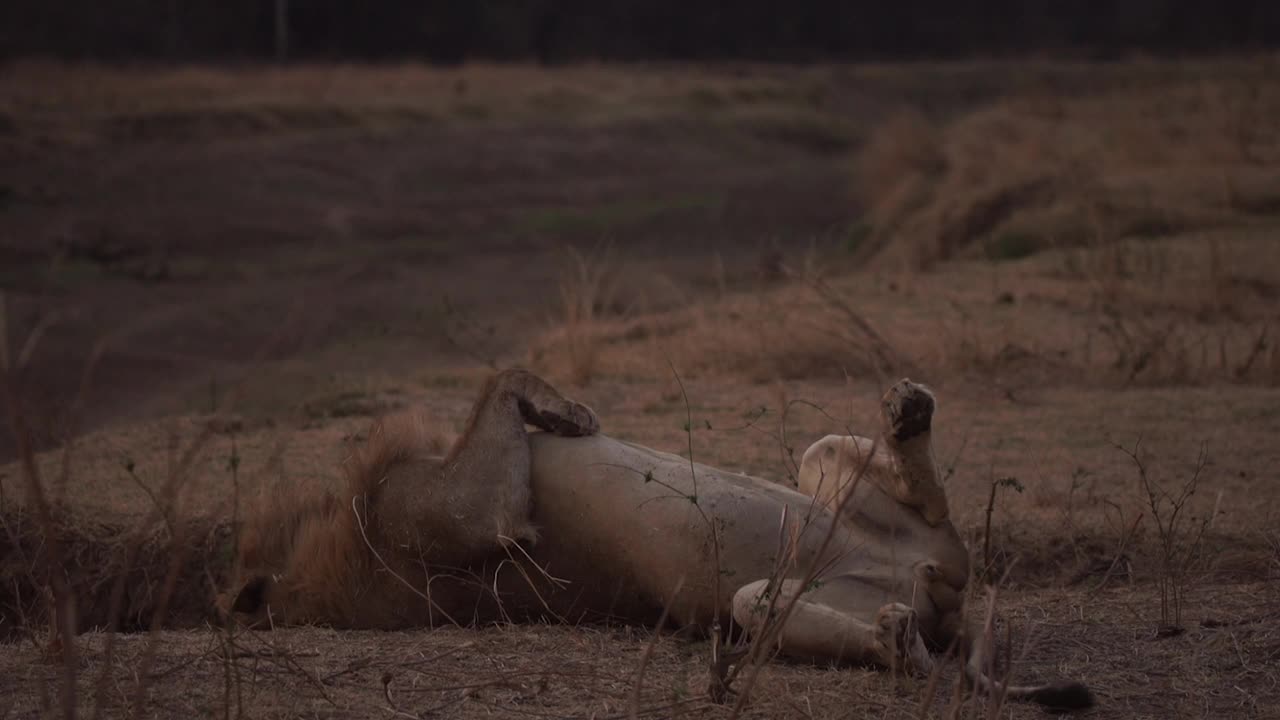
left=881, top=379, right=935, bottom=443
left=874, top=603, right=933, bottom=675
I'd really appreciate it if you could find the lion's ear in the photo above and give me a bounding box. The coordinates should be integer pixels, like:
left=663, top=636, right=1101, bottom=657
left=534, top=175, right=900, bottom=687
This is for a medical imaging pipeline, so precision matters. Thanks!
left=231, top=575, right=273, bottom=615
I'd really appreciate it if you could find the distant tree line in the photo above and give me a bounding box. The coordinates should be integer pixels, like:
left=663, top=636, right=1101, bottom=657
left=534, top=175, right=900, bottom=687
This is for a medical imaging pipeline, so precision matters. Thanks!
left=2, top=0, right=1277, bottom=63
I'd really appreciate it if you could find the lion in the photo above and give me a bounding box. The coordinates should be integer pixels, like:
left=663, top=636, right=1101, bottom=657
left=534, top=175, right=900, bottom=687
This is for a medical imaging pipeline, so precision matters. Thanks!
left=229, top=369, right=1093, bottom=711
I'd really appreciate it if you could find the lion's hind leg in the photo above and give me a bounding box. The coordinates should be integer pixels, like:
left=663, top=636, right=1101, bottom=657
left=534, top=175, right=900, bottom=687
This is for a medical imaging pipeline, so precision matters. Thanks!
left=731, top=578, right=932, bottom=674
left=372, top=369, right=598, bottom=559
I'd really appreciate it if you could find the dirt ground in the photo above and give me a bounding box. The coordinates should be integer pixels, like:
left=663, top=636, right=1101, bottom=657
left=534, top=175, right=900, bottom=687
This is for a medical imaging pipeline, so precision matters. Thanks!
left=2, top=59, right=1279, bottom=719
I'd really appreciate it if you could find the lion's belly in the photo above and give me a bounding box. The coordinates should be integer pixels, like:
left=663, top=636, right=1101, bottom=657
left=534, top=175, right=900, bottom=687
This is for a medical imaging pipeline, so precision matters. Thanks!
left=521, top=433, right=858, bottom=626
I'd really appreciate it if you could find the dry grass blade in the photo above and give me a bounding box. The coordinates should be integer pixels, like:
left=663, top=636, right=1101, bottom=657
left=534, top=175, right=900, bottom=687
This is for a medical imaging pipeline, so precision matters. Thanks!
left=557, top=245, right=618, bottom=386
left=351, top=495, right=462, bottom=628
left=792, top=267, right=916, bottom=379
left=979, top=588, right=1008, bottom=718
left=1088, top=511, right=1144, bottom=599
left=727, top=436, right=879, bottom=718
left=627, top=577, right=683, bottom=719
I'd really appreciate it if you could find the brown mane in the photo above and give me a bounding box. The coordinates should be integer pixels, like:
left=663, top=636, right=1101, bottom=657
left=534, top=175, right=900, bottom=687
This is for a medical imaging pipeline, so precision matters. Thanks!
left=231, top=413, right=451, bottom=626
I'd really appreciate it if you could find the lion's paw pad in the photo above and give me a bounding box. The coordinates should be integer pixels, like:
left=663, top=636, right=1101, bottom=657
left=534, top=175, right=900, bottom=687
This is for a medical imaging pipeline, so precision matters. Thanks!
left=540, top=401, right=600, bottom=437
left=874, top=603, right=932, bottom=674
left=882, top=380, right=935, bottom=442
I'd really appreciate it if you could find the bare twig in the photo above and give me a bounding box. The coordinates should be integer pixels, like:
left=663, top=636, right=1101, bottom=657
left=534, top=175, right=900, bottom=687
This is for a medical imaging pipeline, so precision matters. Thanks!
left=627, top=577, right=683, bottom=719
left=789, top=267, right=916, bottom=377
left=1088, top=511, right=1145, bottom=599
left=1111, top=436, right=1212, bottom=630
left=981, top=477, right=1024, bottom=581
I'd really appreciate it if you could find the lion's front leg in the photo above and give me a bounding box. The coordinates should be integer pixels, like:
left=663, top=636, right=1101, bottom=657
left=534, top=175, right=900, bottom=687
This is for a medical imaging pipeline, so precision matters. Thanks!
left=797, top=379, right=950, bottom=527
left=730, top=579, right=932, bottom=674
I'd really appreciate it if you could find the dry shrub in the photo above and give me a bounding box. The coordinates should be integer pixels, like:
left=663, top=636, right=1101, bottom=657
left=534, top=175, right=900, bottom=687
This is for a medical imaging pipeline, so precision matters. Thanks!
left=853, top=109, right=948, bottom=262
left=538, top=246, right=626, bottom=387
left=857, top=103, right=1090, bottom=271
left=530, top=274, right=908, bottom=387
left=0, top=504, right=231, bottom=642
left=533, top=239, right=1277, bottom=389
left=857, top=57, right=1280, bottom=272
left=533, top=247, right=706, bottom=387
left=1112, top=438, right=1213, bottom=633
left=675, top=295, right=882, bottom=382
left=557, top=248, right=605, bottom=386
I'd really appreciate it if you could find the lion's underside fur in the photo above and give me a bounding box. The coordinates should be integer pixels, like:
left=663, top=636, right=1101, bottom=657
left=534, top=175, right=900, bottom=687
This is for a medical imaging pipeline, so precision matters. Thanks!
left=231, top=369, right=1093, bottom=710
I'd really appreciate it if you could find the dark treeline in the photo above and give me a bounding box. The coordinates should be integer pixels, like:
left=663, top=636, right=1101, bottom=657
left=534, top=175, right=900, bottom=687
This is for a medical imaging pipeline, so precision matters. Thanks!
left=2, top=1, right=1278, bottom=63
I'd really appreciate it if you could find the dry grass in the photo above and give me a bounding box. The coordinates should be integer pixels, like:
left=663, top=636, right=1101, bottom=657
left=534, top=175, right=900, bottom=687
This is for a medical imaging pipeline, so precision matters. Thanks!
left=551, top=246, right=620, bottom=387
left=530, top=235, right=1279, bottom=391
left=532, top=288, right=871, bottom=386
left=528, top=59, right=1280, bottom=389
left=4, top=366, right=1280, bottom=718
left=1, top=548, right=1274, bottom=719
left=0, top=61, right=861, bottom=150
left=0, top=502, right=231, bottom=638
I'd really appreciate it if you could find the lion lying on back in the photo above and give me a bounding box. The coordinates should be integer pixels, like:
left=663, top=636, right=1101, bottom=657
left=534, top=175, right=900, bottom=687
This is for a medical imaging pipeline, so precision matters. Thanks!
left=230, top=369, right=1093, bottom=711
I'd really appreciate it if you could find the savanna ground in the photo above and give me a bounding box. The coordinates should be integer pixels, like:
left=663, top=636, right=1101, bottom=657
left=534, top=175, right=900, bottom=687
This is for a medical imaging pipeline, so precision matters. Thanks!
left=2, top=57, right=1279, bottom=719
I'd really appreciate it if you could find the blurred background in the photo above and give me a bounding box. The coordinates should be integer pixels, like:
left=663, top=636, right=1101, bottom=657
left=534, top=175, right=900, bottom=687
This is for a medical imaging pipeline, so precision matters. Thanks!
left=3, top=1, right=1280, bottom=62
left=1, top=2, right=1278, bottom=462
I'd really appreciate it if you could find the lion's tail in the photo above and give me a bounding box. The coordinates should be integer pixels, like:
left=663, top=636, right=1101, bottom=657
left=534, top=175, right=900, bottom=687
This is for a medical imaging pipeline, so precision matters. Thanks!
left=963, top=632, right=1095, bottom=711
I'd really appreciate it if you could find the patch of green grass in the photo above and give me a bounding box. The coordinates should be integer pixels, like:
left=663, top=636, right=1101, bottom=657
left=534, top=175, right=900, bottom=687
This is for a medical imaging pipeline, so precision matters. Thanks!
left=99, top=103, right=437, bottom=142
left=984, top=231, right=1042, bottom=261
left=518, top=194, right=724, bottom=236
left=303, top=389, right=400, bottom=419
left=728, top=83, right=816, bottom=106
left=685, top=87, right=729, bottom=112
left=1232, top=190, right=1280, bottom=216
left=453, top=102, right=491, bottom=121
left=527, top=88, right=595, bottom=116
left=44, top=258, right=106, bottom=290
left=686, top=82, right=828, bottom=115
left=1121, top=213, right=1178, bottom=239
left=421, top=373, right=466, bottom=389
left=733, top=110, right=857, bottom=154
left=1245, top=403, right=1280, bottom=421
left=844, top=221, right=873, bottom=254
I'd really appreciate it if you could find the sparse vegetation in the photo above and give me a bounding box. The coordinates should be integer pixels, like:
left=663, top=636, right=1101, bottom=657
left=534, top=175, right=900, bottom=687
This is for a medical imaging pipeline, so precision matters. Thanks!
left=982, top=476, right=1026, bottom=580
left=1111, top=437, right=1214, bottom=634
left=549, top=246, right=620, bottom=386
